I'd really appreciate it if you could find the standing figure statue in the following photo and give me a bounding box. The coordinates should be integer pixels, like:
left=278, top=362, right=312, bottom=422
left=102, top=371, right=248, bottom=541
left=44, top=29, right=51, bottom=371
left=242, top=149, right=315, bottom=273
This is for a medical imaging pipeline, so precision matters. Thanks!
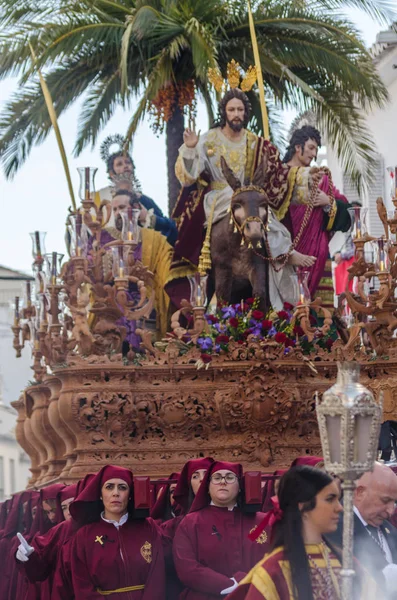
left=281, top=125, right=351, bottom=306
left=167, top=63, right=316, bottom=310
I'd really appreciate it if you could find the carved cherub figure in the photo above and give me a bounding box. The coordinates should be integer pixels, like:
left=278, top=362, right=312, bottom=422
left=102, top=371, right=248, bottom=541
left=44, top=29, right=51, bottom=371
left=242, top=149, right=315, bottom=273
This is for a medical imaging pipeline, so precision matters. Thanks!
left=65, top=292, right=95, bottom=354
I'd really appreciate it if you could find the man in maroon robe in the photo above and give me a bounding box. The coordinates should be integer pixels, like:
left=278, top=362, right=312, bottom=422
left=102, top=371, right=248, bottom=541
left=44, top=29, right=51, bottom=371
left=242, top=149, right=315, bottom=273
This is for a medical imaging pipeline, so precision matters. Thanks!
left=15, top=484, right=77, bottom=600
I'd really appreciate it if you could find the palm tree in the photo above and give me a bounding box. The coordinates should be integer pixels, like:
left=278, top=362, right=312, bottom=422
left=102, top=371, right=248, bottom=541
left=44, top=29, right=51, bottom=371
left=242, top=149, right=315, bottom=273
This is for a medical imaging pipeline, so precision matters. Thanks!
left=0, top=0, right=395, bottom=212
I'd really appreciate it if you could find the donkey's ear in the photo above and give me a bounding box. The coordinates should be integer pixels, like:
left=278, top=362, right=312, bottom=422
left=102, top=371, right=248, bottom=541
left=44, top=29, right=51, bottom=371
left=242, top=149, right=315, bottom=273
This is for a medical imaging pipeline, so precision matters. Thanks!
left=251, top=150, right=269, bottom=188
left=220, top=156, right=241, bottom=191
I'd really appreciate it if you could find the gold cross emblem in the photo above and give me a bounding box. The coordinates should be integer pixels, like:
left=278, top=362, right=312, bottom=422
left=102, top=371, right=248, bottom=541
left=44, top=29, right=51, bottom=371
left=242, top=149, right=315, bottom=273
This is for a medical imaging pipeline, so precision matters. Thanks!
left=95, top=535, right=104, bottom=546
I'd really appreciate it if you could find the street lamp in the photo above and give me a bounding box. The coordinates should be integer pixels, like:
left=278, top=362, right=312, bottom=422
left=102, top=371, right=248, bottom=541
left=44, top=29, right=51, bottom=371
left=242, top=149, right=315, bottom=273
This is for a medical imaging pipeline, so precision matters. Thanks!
left=316, top=361, right=383, bottom=600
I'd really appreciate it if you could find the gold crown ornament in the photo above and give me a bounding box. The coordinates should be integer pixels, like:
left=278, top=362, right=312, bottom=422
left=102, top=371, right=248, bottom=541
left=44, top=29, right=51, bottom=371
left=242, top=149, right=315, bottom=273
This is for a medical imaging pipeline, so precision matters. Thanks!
left=207, top=60, right=257, bottom=94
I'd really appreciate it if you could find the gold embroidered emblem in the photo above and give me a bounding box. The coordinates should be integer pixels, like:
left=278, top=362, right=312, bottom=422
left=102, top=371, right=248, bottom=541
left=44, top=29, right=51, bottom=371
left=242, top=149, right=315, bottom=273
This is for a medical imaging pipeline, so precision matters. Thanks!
left=250, top=527, right=268, bottom=544
left=95, top=535, right=104, bottom=546
left=140, top=541, right=152, bottom=564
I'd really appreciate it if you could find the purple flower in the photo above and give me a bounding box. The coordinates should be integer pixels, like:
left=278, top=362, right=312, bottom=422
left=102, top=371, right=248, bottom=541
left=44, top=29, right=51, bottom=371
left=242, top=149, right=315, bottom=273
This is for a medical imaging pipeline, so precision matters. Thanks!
left=197, top=337, right=213, bottom=351
left=268, top=326, right=277, bottom=336
left=213, top=322, right=222, bottom=333
left=250, top=324, right=263, bottom=336
left=221, top=306, right=236, bottom=319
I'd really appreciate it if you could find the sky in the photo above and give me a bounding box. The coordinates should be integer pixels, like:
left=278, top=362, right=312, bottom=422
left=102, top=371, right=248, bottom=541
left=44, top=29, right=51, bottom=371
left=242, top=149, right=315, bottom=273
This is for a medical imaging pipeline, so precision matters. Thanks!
left=0, top=8, right=387, bottom=275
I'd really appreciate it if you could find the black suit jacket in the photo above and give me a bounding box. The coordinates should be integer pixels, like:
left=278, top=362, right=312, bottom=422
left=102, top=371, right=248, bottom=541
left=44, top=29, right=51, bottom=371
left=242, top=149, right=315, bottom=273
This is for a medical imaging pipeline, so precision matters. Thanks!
left=327, top=513, right=397, bottom=598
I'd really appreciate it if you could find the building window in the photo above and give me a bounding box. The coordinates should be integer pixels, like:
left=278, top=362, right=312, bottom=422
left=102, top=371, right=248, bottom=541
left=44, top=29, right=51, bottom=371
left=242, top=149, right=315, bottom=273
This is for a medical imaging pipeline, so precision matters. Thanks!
left=0, top=457, right=4, bottom=501
left=9, top=458, right=15, bottom=494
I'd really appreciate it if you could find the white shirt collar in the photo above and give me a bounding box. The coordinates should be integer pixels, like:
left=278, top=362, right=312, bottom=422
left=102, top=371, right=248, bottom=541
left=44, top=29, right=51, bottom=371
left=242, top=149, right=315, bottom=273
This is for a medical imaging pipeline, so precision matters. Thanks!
left=353, top=506, right=368, bottom=527
left=100, top=511, right=129, bottom=528
left=210, top=501, right=238, bottom=512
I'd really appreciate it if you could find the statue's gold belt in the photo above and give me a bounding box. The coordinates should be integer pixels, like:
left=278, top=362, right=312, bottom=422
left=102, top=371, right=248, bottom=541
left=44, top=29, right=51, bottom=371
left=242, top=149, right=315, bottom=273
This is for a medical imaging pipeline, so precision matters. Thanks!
left=97, top=584, right=145, bottom=595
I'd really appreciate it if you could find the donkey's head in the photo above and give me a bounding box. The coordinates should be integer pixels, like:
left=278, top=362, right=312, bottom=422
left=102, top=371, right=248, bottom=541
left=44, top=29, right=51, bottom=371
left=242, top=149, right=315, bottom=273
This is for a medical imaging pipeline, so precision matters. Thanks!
left=221, top=154, right=270, bottom=244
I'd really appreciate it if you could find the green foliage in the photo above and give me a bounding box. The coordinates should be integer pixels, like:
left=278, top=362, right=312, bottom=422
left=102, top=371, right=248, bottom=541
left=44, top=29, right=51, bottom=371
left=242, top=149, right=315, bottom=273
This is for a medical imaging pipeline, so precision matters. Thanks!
left=0, top=0, right=395, bottom=192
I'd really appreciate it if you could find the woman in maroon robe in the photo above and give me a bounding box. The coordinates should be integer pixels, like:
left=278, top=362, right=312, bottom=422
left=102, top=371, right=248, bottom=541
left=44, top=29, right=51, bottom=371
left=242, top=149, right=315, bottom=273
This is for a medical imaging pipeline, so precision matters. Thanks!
left=67, top=465, right=167, bottom=599
left=173, top=461, right=270, bottom=599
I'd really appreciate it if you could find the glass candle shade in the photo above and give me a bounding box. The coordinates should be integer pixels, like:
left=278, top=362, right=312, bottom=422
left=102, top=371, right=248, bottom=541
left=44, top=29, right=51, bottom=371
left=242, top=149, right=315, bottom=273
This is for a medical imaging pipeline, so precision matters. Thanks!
left=30, top=231, right=47, bottom=265
left=111, top=246, right=126, bottom=278
left=77, top=167, right=98, bottom=201
left=373, top=238, right=390, bottom=273
left=68, top=213, right=88, bottom=257
left=348, top=207, right=368, bottom=240
left=297, top=268, right=311, bottom=304
left=188, top=273, right=208, bottom=307
left=45, top=252, right=64, bottom=285
left=121, top=207, right=140, bottom=241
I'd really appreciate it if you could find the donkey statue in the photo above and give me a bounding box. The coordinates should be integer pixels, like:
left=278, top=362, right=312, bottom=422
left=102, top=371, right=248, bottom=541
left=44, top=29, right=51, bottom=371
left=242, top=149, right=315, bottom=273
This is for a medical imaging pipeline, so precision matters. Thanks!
left=210, top=156, right=314, bottom=311
left=209, top=156, right=273, bottom=310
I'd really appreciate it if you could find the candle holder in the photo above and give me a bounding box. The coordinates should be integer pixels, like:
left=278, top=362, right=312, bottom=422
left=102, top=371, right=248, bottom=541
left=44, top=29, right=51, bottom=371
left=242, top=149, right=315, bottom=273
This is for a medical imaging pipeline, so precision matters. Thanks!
left=348, top=206, right=368, bottom=242
left=121, top=207, right=140, bottom=243
left=188, top=272, right=208, bottom=308
left=111, top=245, right=127, bottom=280
left=45, top=252, right=64, bottom=285
left=77, top=167, right=98, bottom=202
left=67, top=213, right=89, bottom=258
left=297, top=268, right=311, bottom=305
left=373, top=237, right=391, bottom=274
left=11, top=297, right=23, bottom=357
left=30, top=231, right=46, bottom=271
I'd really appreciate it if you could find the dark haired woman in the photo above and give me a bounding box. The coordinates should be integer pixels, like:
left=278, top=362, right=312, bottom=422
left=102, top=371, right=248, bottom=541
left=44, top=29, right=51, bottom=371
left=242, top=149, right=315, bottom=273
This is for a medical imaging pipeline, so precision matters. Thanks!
left=228, top=466, right=377, bottom=600
left=173, top=461, right=269, bottom=599
left=67, top=465, right=166, bottom=599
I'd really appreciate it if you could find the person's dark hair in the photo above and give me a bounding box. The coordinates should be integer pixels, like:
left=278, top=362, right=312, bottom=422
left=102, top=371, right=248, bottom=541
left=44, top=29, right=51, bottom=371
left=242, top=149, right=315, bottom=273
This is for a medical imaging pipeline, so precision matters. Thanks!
left=113, top=189, right=141, bottom=205
left=212, top=88, right=251, bottom=129
left=283, top=125, right=322, bottom=163
left=272, top=466, right=333, bottom=600
left=107, top=151, right=134, bottom=175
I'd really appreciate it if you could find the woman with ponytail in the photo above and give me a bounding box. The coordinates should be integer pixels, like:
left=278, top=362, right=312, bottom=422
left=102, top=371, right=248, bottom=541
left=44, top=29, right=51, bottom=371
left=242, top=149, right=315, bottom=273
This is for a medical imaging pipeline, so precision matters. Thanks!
left=227, top=466, right=377, bottom=600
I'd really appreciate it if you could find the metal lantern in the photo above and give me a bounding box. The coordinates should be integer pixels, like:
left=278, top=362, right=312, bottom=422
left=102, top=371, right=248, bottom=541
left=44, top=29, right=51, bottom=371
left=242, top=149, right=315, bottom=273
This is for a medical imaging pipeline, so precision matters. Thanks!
left=316, top=361, right=383, bottom=600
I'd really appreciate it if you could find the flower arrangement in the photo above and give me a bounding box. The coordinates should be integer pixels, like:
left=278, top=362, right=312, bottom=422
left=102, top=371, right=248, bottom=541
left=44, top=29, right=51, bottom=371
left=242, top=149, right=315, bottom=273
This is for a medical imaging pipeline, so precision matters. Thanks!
left=194, top=298, right=336, bottom=365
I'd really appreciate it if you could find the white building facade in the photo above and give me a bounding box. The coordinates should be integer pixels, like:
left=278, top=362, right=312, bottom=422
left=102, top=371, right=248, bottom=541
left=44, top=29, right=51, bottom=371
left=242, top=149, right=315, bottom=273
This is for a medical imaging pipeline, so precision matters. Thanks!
left=0, top=402, right=30, bottom=498
left=0, top=265, right=34, bottom=495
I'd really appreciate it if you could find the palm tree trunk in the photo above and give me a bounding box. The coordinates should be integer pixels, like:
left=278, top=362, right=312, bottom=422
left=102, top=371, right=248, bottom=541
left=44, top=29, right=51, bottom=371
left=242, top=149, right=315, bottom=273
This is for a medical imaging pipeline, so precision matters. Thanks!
left=166, top=105, right=184, bottom=215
